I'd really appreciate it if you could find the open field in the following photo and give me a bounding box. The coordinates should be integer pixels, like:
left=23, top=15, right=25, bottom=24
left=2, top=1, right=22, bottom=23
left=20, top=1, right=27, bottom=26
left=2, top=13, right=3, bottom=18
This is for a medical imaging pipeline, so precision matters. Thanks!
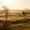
left=0, top=10, right=30, bottom=30
left=0, top=10, right=30, bottom=20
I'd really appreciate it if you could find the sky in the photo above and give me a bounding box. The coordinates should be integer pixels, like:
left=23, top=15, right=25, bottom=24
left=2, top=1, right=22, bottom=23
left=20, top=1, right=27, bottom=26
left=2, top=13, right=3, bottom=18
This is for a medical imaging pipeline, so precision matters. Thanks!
left=0, top=0, right=30, bottom=10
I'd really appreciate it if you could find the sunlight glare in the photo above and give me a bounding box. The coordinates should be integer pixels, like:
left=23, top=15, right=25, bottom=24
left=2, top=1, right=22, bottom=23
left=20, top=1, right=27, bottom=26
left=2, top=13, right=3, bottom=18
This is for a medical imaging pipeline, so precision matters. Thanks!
left=3, top=0, right=14, bottom=6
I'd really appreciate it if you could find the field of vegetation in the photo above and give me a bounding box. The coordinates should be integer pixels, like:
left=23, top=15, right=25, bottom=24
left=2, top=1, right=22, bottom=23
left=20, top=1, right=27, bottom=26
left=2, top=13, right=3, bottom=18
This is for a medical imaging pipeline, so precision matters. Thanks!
left=0, top=19, right=30, bottom=30
left=0, top=9, right=30, bottom=30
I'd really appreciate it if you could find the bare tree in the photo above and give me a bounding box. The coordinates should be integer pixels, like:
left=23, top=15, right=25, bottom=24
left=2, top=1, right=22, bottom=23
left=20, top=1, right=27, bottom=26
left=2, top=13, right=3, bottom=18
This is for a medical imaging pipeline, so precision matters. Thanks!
left=2, top=5, right=9, bottom=20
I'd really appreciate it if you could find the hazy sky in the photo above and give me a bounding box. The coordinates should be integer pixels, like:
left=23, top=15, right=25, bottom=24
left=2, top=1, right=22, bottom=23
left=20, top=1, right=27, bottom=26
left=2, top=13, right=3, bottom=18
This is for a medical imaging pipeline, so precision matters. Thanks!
left=0, top=0, right=30, bottom=9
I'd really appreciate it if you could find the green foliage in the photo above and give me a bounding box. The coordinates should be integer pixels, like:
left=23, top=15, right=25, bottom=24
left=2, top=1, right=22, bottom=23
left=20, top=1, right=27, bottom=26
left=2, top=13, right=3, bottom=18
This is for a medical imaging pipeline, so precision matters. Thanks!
left=9, top=19, right=30, bottom=24
left=10, top=20, right=21, bottom=24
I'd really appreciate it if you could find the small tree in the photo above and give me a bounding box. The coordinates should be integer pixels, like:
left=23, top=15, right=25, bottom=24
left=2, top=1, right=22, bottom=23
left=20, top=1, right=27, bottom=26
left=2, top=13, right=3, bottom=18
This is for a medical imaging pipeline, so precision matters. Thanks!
left=22, top=11, right=26, bottom=16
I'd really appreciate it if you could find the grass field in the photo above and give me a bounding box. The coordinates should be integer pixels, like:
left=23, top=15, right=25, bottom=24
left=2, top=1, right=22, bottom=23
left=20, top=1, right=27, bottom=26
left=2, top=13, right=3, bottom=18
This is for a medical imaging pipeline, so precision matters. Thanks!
left=0, top=19, right=30, bottom=30
left=0, top=10, right=30, bottom=30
